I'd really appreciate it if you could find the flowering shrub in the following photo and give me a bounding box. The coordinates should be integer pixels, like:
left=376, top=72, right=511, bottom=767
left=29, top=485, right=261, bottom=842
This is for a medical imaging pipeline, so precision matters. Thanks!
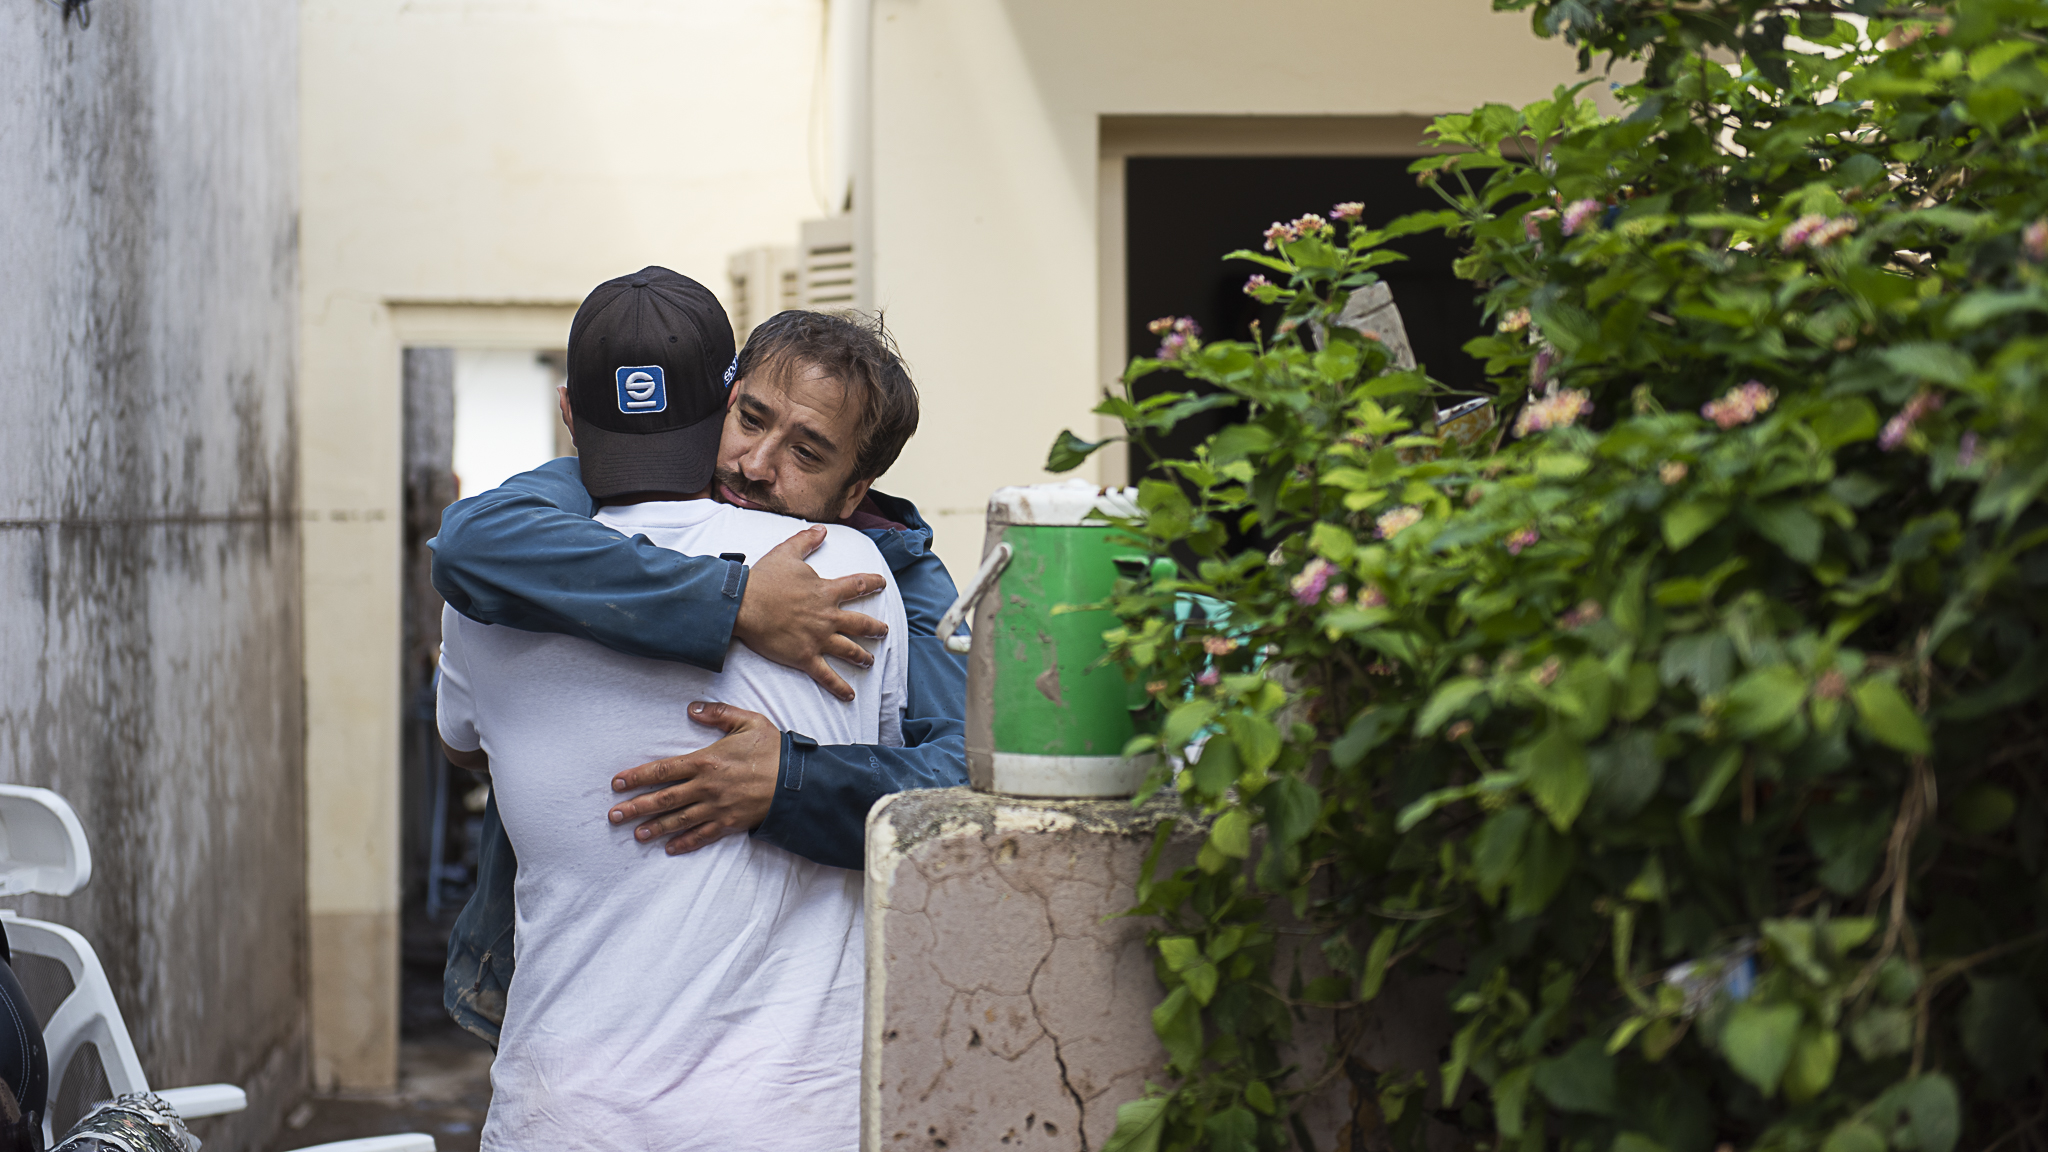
left=1055, top=4, right=2048, bottom=1151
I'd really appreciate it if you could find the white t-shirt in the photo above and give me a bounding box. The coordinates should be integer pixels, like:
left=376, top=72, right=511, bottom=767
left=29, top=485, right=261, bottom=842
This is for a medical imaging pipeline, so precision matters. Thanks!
left=437, top=499, right=908, bottom=1152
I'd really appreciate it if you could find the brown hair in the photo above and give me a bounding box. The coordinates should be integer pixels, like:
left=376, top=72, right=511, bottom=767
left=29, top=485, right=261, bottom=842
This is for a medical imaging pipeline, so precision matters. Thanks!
left=732, top=309, right=920, bottom=482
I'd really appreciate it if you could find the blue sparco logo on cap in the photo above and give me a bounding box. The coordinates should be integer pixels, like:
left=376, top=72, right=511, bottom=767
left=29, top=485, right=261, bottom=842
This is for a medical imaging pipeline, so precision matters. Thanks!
left=616, top=365, right=667, bottom=414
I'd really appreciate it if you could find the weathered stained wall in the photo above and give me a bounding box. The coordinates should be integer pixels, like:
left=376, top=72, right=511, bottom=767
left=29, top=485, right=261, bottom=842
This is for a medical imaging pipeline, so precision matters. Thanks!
left=0, top=1, right=305, bottom=1149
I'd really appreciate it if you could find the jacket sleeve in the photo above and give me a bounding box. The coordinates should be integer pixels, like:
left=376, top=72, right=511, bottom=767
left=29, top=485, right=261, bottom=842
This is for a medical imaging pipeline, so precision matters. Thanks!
left=752, top=633, right=968, bottom=870
left=428, top=457, right=745, bottom=672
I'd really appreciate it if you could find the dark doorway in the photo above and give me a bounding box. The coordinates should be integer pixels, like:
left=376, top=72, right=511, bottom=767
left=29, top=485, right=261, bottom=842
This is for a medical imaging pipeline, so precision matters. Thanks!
left=1123, top=155, right=1488, bottom=482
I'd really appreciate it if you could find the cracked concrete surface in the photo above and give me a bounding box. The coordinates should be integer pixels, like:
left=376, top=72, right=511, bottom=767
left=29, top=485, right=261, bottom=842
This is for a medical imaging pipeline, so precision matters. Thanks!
left=865, top=788, right=1187, bottom=1151
left=864, top=788, right=1458, bottom=1152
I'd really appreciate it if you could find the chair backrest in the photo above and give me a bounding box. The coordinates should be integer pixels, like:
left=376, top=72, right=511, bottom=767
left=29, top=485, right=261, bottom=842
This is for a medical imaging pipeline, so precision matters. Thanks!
left=0, top=915, right=150, bottom=1147
left=0, top=786, right=91, bottom=898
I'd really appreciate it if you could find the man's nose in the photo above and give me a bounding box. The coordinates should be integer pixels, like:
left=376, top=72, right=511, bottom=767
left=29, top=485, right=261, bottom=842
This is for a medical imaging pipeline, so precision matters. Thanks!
left=737, top=438, right=775, bottom=482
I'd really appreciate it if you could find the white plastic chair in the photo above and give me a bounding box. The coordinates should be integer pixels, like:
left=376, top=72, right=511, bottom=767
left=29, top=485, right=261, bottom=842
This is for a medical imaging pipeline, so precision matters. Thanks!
left=0, top=785, right=434, bottom=1152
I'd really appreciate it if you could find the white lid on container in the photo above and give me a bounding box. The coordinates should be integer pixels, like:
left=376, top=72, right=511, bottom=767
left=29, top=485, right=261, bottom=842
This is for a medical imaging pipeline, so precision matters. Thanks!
left=987, top=479, right=1140, bottom=526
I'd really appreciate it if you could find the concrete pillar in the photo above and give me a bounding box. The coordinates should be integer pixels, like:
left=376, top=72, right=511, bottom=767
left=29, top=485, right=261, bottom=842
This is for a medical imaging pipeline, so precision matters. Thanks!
left=864, top=787, right=1458, bottom=1151
left=864, top=789, right=1182, bottom=1150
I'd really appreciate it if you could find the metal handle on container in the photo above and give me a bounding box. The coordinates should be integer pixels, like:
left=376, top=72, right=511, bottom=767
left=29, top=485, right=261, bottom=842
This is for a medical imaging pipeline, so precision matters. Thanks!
left=936, top=543, right=1012, bottom=654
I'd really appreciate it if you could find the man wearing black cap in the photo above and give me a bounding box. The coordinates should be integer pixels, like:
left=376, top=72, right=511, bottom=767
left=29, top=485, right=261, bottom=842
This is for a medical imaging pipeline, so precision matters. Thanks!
left=436, top=267, right=907, bottom=1149
left=432, top=271, right=965, bottom=1054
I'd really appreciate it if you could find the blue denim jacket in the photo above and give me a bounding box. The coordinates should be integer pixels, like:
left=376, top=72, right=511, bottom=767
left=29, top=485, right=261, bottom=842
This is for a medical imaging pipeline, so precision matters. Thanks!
left=431, top=458, right=967, bottom=1045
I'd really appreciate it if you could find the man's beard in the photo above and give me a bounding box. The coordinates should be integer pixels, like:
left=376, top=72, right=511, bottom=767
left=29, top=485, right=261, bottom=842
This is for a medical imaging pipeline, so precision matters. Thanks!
left=714, top=466, right=845, bottom=523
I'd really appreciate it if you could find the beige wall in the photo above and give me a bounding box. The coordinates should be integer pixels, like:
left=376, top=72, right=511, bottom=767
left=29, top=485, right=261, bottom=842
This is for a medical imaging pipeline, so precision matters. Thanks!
left=300, top=0, right=827, bottom=1088
left=866, top=0, right=1597, bottom=582
left=301, top=0, right=1602, bottom=1090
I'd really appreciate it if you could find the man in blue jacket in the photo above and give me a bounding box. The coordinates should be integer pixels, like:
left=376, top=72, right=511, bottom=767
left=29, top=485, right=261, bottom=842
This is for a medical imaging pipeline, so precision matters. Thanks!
left=431, top=305, right=967, bottom=1045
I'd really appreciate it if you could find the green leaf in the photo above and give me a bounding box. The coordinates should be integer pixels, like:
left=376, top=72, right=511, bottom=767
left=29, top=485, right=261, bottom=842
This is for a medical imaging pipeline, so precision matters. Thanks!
left=1852, top=677, right=1931, bottom=755
left=1748, top=504, right=1823, bottom=566
left=1820, top=1121, right=1886, bottom=1152
left=1879, top=343, right=1973, bottom=386
left=1950, top=782, right=2017, bottom=836
left=1151, top=987, right=1202, bottom=1073
left=1102, top=1095, right=1169, bottom=1152
left=1532, top=1038, right=1617, bottom=1116
left=1417, top=677, right=1488, bottom=735
left=1162, top=700, right=1219, bottom=751
left=1721, top=1001, right=1802, bottom=1096
left=1493, top=1064, right=1534, bottom=1138
left=1259, top=775, right=1320, bottom=848
left=1507, top=819, right=1575, bottom=919
left=1660, top=633, right=1734, bottom=696
left=1684, top=746, right=1744, bottom=819
left=1224, top=714, right=1281, bottom=774
left=1959, top=978, right=2045, bottom=1096
left=1309, top=521, right=1357, bottom=562
left=1724, top=665, right=1807, bottom=738
left=1158, top=935, right=1201, bottom=972
left=1509, top=726, right=1592, bottom=831
left=1892, top=1074, right=1961, bottom=1152
left=1210, top=423, right=1275, bottom=464
left=1849, top=1007, right=1913, bottom=1061
left=1472, top=806, right=1534, bottom=904
left=1360, top=925, right=1400, bottom=1001
left=1210, top=809, right=1252, bottom=859
left=1183, top=961, right=1219, bottom=1006
left=1587, top=730, right=1662, bottom=821
left=1046, top=429, right=1110, bottom=473
left=1808, top=802, right=1891, bottom=894
left=1782, top=1024, right=1840, bottom=1102
left=1614, top=1134, right=1672, bottom=1152
left=1190, top=735, right=1239, bottom=797
left=1331, top=705, right=1409, bottom=768
left=1662, top=498, right=1729, bottom=550
left=1203, top=1106, right=1257, bottom=1152
left=1809, top=398, right=1879, bottom=450
left=1244, top=1080, right=1275, bottom=1116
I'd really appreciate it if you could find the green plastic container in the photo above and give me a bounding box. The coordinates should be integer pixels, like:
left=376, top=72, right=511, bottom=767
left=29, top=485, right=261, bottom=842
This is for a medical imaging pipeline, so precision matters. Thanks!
left=940, top=482, right=1152, bottom=798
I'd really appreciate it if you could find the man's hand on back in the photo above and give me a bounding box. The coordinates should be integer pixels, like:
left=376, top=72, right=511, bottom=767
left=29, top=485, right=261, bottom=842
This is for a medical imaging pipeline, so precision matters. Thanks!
left=608, top=702, right=781, bottom=854
left=735, top=526, right=889, bottom=703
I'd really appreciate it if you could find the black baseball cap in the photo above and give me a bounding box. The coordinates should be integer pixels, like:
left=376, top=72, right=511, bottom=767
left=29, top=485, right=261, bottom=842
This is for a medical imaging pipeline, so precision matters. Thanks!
left=565, top=266, right=737, bottom=500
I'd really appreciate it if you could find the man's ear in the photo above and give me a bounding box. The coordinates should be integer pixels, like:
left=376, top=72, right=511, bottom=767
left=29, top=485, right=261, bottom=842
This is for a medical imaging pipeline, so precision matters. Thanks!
left=557, top=385, right=576, bottom=447
left=835, top=476, right=874, bottom=521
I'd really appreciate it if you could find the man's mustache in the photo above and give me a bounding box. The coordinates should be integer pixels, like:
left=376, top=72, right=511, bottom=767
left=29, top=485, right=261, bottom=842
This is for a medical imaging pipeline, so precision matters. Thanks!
left=713, top=468, right=790, bottom=515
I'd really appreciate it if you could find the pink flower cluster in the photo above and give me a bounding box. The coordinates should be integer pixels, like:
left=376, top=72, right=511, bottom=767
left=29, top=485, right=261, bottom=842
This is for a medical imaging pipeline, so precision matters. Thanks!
left=1497, top=308, right=1531, bottom=333
left=1529, top=346, right=1555, bottom=389
left=1560, top=600, right=1604, bottom=629
left=1880, top=390, right=1945, bottom=451
left=1262, top=214, right=1331, bottom=250
left=1513, top=386, right=1593, bottom=437
left=1701, top=380, right=1776, bottom=429
left=1781, top=213, right=1857, bottom=251
left=1506, top=527, right=1540, bottom=555
left=1376, top=505, right=1423, bottom=540
left=2024, top=219, right=2048, bottom=263
left=1562, top=199, right=1602, bottom=236
left=1148, top=316, right=1201, bottom=360
left=1202, top=636, right=1239, bottom=656
left=1243, top=274, right=1274, bottom=296
left=1359, top=584, right=1388, bottom=609
left=1290, top=558, right=1337, bottom=605
left=1524, top=207, right=1558, bottom=240
left=1331, top=201, right=1365, bottom=222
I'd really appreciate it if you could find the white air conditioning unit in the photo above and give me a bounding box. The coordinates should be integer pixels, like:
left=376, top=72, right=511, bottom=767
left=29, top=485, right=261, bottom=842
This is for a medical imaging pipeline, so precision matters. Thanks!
left=798, top=215, right=859, bottom=309
left=726, top=245, right=800, bottom=342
